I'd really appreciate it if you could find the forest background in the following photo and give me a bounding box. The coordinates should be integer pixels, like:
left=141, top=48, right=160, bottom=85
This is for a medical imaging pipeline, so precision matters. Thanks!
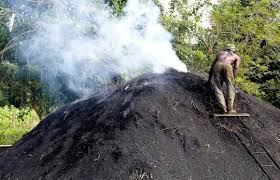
left=0, top=0, right=279, bottom=144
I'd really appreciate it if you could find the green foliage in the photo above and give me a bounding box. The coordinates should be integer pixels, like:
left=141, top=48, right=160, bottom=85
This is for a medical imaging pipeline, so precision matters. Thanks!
left=210, top=0, right=280, bottom=107
left=105, top=0, right=128, bottom=14
left=161, top=0, right=280, bottom=107
left=0, top=106, right=39, bottom=145
left=161, top=0, right=197, bottom=66
left=235, top=77, right=265, bottom=97
left=0, top=3, right=80, bottom=118
left=161, top=0, right=215, bottom=73
left=0, top=6, right=10, bottom=48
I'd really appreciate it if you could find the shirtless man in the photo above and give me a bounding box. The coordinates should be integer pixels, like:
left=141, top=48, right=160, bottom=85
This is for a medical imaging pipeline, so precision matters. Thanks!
left=208, top=44, right=241, bottom=114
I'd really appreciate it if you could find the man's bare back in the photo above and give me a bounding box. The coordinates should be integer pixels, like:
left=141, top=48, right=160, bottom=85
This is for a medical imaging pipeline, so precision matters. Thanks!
left=214, top=51, right=241, bottom=77
left=217, top=51, right=239, bottom=64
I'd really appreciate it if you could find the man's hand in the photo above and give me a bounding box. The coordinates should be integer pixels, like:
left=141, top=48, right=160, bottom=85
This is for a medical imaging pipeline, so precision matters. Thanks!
left=233, top=68, right=238, bottom=78
left=208, top=60, right=216, bottom=85
left=207, top=79, right=212, bottom=87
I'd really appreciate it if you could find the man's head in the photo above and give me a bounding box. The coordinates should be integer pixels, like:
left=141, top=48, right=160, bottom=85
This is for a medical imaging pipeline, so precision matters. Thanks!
left=224, top=44, right=236, bottom=52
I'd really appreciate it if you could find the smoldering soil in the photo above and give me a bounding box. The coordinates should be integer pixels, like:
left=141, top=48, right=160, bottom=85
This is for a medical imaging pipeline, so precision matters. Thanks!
left=1, top=70, right=280, bottom=180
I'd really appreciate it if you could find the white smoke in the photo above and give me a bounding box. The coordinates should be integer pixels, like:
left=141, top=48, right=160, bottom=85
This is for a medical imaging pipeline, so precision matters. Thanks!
left=18, top=0, right=187, bottom=95
left=7, top=13, right=16, bottom=32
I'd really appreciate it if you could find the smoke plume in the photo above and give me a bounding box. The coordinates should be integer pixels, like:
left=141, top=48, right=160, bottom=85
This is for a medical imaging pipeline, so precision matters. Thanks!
left=11, top=0, right=187, bottom=96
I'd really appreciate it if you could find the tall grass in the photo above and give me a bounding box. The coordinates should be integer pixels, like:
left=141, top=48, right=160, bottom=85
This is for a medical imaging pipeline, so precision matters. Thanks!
left=0, top=106, right=40, bottom=145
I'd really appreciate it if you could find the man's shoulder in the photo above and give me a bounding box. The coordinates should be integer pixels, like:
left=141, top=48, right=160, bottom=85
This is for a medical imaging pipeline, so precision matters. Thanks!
left=217, top=51, right=227, bottom=54
left=216, top=51, right=227, bottom=57
left=233, top=53, right=241, bottom=59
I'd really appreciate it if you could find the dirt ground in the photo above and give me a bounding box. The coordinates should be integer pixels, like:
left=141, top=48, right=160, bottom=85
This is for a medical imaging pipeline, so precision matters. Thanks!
left=0, top=70, right=280, bottom=180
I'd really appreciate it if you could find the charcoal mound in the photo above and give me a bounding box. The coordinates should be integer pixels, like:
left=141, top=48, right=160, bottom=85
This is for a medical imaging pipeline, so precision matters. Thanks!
left=1, top=70, right=280, bottom=180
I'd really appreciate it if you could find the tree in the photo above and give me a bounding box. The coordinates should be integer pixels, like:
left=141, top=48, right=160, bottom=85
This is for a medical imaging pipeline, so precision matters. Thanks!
left=210, top=0, right=280, bottom=107
left=161, top=0, right=212, bottom=72
left=0, top=4, right=67, bottom=119
left=160, top=0, right=280, bottom=108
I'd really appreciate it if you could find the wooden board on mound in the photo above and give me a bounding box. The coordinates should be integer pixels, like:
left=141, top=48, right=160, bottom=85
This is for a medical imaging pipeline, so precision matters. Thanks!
left=0, top=145, right=12, bottom=157
left=213, top=113, right=250, bottom=117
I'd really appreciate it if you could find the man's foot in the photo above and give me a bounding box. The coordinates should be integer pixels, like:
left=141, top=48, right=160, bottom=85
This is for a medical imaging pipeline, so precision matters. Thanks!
left=218, top=109, right=227, bottom=114
left=227, top=109, right=237, bottom=114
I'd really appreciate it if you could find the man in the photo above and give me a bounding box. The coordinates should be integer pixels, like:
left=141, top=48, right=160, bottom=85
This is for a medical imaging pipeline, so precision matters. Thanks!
left=208, top=44, right=241, bottom=114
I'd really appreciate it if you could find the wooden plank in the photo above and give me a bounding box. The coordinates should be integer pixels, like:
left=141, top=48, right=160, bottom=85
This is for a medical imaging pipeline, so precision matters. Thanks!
left=0, top=145, right=12, bottom=157
left=0, top=145, right=12, bottom=148
left=213, top=113, right=250, bottom=117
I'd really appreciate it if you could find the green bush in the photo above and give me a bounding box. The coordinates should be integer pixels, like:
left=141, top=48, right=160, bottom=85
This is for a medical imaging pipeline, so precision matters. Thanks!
left=235, top=77, right=265, bottom=98
left=0, top=106, right=39, bottom=145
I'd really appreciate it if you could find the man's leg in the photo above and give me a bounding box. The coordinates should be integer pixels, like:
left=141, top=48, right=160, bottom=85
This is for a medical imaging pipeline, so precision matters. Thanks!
left=225, top=64, right=236, bottom=113
left=213, top=71, right=227, bottom=113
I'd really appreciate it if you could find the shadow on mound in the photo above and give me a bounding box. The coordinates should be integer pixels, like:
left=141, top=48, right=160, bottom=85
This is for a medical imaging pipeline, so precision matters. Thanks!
left=0, top=70, right=280, bottom=180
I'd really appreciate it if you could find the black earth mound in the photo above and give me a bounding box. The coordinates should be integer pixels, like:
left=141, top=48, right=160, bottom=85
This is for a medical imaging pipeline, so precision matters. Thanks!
left=1, top=70, right=280, bottom=180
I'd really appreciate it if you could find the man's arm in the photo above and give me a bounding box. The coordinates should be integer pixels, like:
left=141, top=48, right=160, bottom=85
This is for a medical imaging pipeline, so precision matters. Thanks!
left=233, top=55, right=241, bottom=77
left=208, top=62, right=215, bottom=83
left=208, top=54, right=219, bottom=83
